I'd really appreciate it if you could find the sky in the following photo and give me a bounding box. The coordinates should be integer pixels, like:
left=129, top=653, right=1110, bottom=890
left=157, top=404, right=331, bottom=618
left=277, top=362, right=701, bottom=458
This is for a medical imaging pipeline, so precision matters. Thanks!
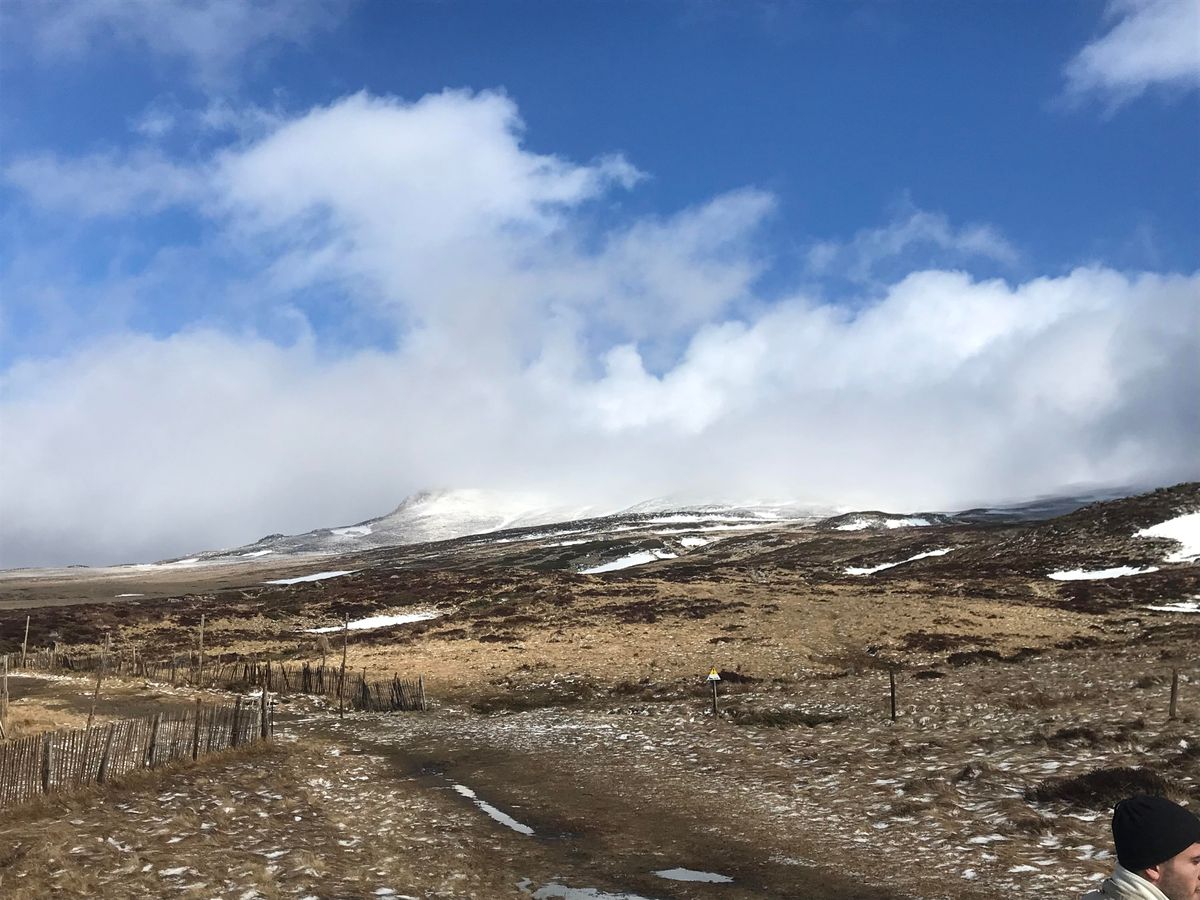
left=1, top=0, right=1198, bottom=568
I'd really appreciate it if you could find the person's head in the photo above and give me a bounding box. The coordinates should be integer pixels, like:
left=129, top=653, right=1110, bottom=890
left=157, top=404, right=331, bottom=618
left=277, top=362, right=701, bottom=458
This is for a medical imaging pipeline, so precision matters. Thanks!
left=1113, top=795, right=1200, bottom=900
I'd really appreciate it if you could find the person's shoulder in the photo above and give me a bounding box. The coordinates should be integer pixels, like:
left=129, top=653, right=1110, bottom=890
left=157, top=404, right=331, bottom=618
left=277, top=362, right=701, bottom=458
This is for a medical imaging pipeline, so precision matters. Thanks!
left=1079, top=888, right=1107, bottom=900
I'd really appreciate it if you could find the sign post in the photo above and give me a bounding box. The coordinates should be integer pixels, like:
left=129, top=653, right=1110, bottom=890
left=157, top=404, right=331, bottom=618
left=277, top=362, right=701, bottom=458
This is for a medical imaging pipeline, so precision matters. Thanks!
left=707, top=667, right=721, bottom=717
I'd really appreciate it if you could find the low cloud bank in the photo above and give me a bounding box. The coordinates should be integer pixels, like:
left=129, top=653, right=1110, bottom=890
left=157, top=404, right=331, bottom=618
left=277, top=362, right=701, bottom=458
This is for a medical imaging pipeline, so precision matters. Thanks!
left=2, top=91, right=1198, bottom=566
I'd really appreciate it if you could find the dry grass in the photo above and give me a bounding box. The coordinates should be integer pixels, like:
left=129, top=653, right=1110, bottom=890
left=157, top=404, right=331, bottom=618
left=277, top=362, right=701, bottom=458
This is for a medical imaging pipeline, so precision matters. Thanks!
left=1024, top=766, right=1181, bottom=806
left=2, top=697, right=103, bottom=738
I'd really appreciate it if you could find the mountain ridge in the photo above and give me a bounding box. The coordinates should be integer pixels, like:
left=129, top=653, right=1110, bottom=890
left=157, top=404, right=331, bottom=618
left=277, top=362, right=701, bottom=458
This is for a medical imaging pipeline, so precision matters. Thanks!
left=173, top=484, right=1183, bottom=567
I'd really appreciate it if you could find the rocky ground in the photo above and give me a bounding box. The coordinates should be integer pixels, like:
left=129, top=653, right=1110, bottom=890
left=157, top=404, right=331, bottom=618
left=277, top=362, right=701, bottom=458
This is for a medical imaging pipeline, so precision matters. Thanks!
left=0, top=484, right=1197, bottom=898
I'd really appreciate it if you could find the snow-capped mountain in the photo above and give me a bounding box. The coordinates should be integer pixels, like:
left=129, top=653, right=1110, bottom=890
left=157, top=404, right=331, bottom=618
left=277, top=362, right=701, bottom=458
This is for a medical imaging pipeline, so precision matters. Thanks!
left=211, top=489, right=605, bottom=558
left=180, top=485, right=1156, bottom=566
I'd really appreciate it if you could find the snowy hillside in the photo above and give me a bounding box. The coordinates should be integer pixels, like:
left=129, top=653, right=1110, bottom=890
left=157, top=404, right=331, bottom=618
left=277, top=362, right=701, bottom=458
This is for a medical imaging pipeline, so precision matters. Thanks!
left=210, top=489, right=604, bottom=559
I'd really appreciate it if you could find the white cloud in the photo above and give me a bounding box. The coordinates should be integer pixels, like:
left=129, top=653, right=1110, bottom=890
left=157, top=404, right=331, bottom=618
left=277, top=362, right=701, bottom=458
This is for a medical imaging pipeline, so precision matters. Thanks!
left=1065, top=0, right=1200, bottom=103
left=2, top=90, right=1197, bottom=566
left=806, top=208, right=1019, bottom=284
left=9, top=0, right=347, bottom=87
left=4, top=150, right=204, bottom=218
left=2, top=266, right=1196, bottom=567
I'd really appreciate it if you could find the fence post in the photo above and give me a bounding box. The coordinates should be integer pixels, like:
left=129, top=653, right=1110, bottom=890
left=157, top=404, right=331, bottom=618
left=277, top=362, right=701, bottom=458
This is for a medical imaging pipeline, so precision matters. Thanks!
left=231, top=698, right=243, bottom=747
left=260, top=689, right=269, bottom=740
left=1, top=655, right=9, bottom=733
left=1169, top=668, right=1179, bottom=721
left=206, top=704, right=217, bottom=753
left=86, top=656, right=105, bottom=732
left=21, top=616, right=30, bottom=668
left=418, top=674, right=427, bottom=711
left=192, top=698, right=202, bottom=760
left=889, top=668, right=898, bottom=722
left=146, top=713, right=162, bottom=767
left=41, top=732, right=54, bottom=794
left=97, top=724, right=117, bottom=783
left=338, top=615, right=348, bottom=719
left=197, top=613, right=205, bottom=685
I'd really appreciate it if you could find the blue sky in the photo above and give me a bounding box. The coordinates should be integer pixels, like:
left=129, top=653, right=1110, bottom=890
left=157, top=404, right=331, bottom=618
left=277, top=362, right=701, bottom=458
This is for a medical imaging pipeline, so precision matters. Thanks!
left=1, top=0, right=1198, bottom=566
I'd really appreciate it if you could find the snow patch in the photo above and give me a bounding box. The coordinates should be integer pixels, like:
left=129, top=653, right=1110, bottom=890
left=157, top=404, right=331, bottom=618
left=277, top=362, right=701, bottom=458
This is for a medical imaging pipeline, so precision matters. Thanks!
left=331, top=525, right=372, bottom=537
left=654, top=867, right=734, bottom=883
left=846, top=548, right=953, bottom=576
left=1146, top=599, right=1200, bottom=614
left=452, top=784, right=534, bottom=835
left=1136, top=512, right=1200, bottom=562
left=580, top=550, right=678, bottom=574
left=678, top=537, right=712, bottom=548
left=1047, top=566, right=1159, bottom=581
left=836, top=517, right=931, bottom=531
left=264, top=570, right=357, bottom=585
left=305, top=611, right=439, bottom=633
left=239, top=549, right=274, bottom=557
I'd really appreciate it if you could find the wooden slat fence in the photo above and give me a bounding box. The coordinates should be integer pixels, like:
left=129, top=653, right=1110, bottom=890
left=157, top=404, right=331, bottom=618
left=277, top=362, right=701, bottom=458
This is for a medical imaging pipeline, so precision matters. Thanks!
left=16, top=650, right=427, bottom=712
left=0, top=696, right=271, bottom=809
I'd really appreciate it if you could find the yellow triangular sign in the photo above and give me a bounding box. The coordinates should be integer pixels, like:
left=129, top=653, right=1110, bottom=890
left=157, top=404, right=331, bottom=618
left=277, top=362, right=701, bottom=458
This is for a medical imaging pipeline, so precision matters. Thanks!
left=707, top=667, right=721, bottom=681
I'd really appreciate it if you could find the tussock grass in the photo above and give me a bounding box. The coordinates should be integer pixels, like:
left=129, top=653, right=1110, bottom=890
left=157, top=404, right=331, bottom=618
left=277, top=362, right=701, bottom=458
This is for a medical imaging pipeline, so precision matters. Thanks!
left=726, top=706, right=847, bottom=728
left=1025, top=766, right=1178, bottom=807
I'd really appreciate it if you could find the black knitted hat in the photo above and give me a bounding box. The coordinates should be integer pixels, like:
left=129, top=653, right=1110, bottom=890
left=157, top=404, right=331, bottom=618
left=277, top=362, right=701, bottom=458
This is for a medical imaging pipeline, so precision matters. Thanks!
left=1113, top=795, right=1200, bottom=871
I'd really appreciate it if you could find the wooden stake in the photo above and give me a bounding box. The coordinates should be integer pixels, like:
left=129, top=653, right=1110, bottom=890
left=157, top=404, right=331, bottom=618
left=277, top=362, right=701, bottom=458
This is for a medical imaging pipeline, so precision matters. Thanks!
left=418, top=674, right=426, bottom=711
left=889, top=668, right=898, bottom=722
left=85, top=655, right=105, bottom=732
left=1171, top=667, right=1180, bottom=724
left=191, top=698, right=202, bottom=760
left=205, top=704, right=217, bottom=753
left=338, top=614, right=348, bottom=719
left=97, top=724, right=117, bottom=783
left=147, top=713, right=161, bottom=767
left=231, top=698, right=243, bottom=747
left=41, top=732, right=54, bottom=794
left=198, top=613, right=205, bottom=685
left=710, top=679, right=719, bottom=717
left=21, top=616, right=30, bottom=668
left=1, top=655, right=9, bottom=731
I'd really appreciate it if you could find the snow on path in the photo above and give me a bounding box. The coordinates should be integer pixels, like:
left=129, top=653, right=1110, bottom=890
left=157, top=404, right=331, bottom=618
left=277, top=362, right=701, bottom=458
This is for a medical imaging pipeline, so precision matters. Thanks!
left=845, top=547, right=953, bottom=576
left=304, top=611, right=440, bottom=634
left=451, top=784, right=534, bottom=835
left=265, top=570, right=357, bottom=585
left=654, top=867, right=734, bottom=883
left=1047, top=566, right=1159, bottom=581
left=580, top=550, right=678, bottom=574
left=1136, top=512, right=1200, bottom=562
